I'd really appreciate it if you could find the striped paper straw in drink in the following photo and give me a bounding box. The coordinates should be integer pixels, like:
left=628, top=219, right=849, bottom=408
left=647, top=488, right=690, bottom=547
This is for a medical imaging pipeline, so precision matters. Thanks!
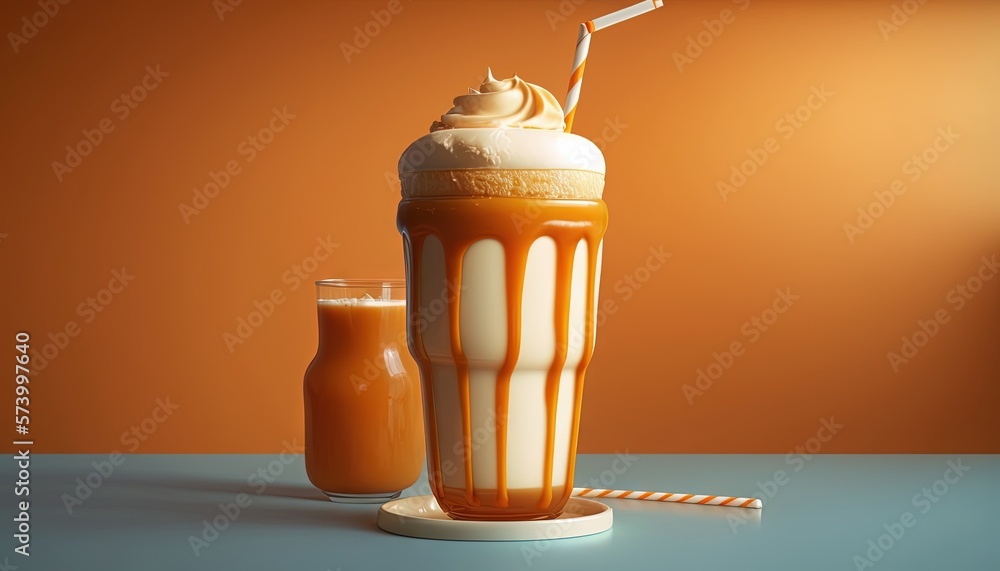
left=563, top=0, right=664, bottom=132
left=573, top=487, right=763, bottom=509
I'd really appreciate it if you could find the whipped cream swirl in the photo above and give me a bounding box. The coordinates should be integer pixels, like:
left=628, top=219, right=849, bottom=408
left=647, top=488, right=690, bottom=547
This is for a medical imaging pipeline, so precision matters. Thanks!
left=431, top=69, right=565, bottom=132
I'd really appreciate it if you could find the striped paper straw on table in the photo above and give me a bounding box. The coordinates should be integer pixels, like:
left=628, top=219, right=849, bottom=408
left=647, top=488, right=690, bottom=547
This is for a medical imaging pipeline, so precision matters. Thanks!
left=563, top=0, right=664, bottom=132
left=573, top=487, right=763, bottom=509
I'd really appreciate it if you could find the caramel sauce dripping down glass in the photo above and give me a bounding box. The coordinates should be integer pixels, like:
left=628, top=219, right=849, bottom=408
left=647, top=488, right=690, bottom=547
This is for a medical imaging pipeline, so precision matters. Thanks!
left=398, top=198, right=608, bottom=521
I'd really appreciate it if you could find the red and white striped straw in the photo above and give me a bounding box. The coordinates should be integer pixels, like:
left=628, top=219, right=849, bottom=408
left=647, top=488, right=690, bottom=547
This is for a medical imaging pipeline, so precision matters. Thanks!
left=563, top=0, right=664, bottom=133
left=573, top=487, right=763, bottom=509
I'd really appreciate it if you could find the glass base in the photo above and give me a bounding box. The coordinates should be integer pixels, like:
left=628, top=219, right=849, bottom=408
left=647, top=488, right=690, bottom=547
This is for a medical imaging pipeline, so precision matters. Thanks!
left=445, top=510, right=562, bottom=522
left=322, top=490, right=402, bottom=504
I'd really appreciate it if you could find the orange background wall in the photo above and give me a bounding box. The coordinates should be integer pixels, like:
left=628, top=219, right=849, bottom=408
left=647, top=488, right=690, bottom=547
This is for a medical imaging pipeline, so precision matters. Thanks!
left=2, top=0, right=998, bottom=454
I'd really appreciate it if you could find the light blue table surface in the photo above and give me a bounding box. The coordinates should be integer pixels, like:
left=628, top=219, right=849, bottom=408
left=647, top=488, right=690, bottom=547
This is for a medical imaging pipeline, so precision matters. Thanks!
left=3, top=454, right=997, bottom=570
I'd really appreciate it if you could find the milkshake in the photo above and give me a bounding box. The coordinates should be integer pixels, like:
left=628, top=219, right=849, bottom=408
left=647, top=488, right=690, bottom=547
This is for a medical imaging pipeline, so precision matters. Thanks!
left=396, top=71, right=607, bottom=520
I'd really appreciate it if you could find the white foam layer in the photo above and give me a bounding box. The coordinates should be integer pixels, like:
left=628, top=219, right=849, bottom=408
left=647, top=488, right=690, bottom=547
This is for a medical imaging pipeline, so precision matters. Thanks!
left=398, top=129, right=605, bottom=175
left=416, top=236, right=603, bottom=491
left=319, top=298, right=405, bottom=306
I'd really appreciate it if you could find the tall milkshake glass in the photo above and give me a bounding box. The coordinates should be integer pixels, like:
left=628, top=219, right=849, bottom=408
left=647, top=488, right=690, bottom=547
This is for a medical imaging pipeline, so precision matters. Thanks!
left=396, top=71, right=608, bottom=521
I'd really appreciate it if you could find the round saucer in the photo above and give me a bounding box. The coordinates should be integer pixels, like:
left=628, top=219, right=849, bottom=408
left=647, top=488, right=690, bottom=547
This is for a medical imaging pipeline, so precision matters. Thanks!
left=377, top=495, right=613, bottom=541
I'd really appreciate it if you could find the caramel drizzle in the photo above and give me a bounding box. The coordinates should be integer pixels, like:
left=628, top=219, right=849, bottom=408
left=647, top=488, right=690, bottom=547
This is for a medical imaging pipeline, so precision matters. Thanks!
left=399, top=199, right=607, bottom=511
left=444, top=241, right=478, bottom=506
left=539, top=235, right=574, bottom=508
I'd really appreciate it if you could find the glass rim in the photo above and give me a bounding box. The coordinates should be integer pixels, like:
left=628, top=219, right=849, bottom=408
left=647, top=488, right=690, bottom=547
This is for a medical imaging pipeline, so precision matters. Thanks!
left=315, top=278, right=405, bottom=288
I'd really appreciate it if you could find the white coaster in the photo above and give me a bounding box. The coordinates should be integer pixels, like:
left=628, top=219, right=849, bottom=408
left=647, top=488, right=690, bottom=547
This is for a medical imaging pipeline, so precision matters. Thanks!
left=376, top=495, right=613, bottom=541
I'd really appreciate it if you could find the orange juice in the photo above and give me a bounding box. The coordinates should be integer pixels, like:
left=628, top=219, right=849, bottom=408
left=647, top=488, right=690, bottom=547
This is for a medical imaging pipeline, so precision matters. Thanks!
left=303, top=281, right=424, bottom=502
